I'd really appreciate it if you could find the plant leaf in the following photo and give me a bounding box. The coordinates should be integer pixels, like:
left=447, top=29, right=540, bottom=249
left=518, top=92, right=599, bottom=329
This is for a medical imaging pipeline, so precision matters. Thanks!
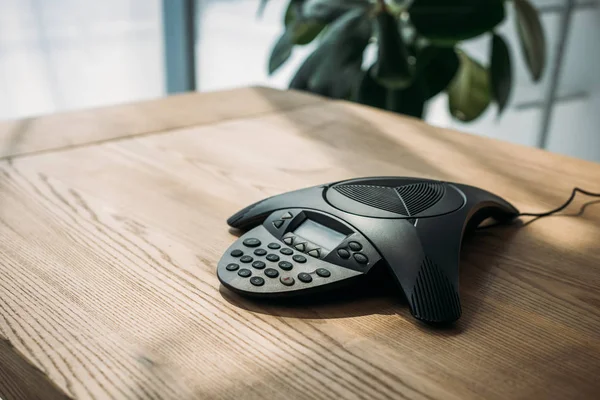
left=388, top=81, right=426, bottom=118
left=356, top=67, right=387, bottom=109
left=285, top=0, right=304, bottom=26
left=490, top=33, right=512, bottom=115
left=289, top=45, right=329, bottom=90
left=514, top=0, right=546, bottom=81
left=302, top=0, right=371, bottom=23
left=268, top=31, right=293, bottom=75
left=285, top=0, right=325, bottom=45
left=371, top=10, right=414, bottom=89
left=293, top=22, right=326, bottom=44
left=357, top=66, right=425, bottom=118
left=415, top=46, right=459, bottom=99
left=257, top=0, right=269, bottom=18
left=307, top=8, right=372, bottom=94
left=447, top=51, right=491, bottom=122
left=331, top=61, right=364, bottom=99
left=409, top=0, right=505, bottom=43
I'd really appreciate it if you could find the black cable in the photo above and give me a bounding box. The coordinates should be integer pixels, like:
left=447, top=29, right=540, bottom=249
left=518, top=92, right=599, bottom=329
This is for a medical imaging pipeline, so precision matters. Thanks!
left=478, top=187, right=600, bottom=230
left=518, top=187, right=600, bottom=218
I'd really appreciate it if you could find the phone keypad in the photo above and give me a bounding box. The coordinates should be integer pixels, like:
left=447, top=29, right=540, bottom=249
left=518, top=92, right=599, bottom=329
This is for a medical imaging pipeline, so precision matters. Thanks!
left=278, top=261, right=293, bottom=271
left=242, top=238, right=261, bottom=247
left=280, top=276, right=295, bottom=286
left=264, top=268, right=279, bottom=278
left=219, top=224, right=369, bottom=295
left=223, top=240, right=334, bottom=290
left=266, top=254, right=280, bottom=262
left=238, top=269, right=251, bottom=277
left=280, top=248, right=293, bottom=255
left=292, top=255, right=307, bottom=263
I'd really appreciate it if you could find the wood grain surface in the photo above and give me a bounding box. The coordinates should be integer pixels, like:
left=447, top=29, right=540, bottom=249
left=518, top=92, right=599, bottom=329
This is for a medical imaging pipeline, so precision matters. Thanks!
left=0, top=86, right=599, bottom=400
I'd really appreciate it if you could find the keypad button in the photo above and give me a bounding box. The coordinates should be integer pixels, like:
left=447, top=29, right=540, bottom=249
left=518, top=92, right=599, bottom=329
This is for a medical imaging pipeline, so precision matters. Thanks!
left=238, top=268, right=251, bottom=278
left=240, top=255, right=253, bottom=263
left=294, top=243, right=306, bottom=252
left=283, top=237, right=294, bottom=245
left=254, top=248, right=267, bottom=256
left=226, top=263, right=239, bottom=271
left=230, top=249, right=243, bottom=257
left=250, top=276, right=265, bottom=286
left=316, top=268, right=331, bottom=277
left=264, top=268, right=279, bottom=278
left=273, top=220, right=284, bottom=229
left=267, top=242, right=281, bottom=249
left=353, top=253, right=369, bottom=264
left=243, top=238, right=261, bottom=247
left=292, top=255, right=307, bottom=263
left=266, top=254, right=280, bottom=262
left=348, top=241, right=362, bottom=251
left=337, top=248, right=350, bottom=259
left=280, top=276, right=295, bottom=286
left=280, top=248, right=293, bottom=255
left=252, top=261, right=266, bottom=270
left=281, top=212, right=293, bottom=220
left=308, top=249, right=321, bottom=258
left=298, top=273, right=312, bottom=283
left=278, top=261, right=293, bottom=271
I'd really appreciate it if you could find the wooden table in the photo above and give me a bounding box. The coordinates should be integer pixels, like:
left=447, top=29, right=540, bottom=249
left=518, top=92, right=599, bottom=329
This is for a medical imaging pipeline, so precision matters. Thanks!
left=0, top=87, right=599, bottom=400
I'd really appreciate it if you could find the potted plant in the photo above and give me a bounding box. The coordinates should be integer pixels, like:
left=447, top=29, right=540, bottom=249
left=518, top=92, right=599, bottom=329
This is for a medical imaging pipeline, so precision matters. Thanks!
left=261, top=0, right=547, bottom=121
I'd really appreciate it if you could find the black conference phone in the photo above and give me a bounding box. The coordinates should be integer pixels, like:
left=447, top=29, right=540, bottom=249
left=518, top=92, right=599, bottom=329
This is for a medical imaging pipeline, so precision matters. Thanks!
left=217, top=176, right=519, bottom=324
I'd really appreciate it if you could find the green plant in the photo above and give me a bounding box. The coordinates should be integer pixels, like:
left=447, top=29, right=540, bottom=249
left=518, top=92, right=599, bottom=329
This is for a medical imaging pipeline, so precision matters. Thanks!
left=260, top=0, right=546, bottom=121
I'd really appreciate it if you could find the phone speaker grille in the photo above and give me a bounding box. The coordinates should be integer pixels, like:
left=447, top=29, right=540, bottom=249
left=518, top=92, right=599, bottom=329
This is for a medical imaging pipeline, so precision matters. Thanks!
left=396, top=182, right=445, bottom=216
left=333, top=185, right=409, bottom=215
left=411, top=257, right=461, bottom=323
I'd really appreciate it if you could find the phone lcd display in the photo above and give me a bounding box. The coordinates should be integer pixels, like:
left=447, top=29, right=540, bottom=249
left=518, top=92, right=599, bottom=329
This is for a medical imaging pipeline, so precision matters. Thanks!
left=293, top=219, right=346, bottom=251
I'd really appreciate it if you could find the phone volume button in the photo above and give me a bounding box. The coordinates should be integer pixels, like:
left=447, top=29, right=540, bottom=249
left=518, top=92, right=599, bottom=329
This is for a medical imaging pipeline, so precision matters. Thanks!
left=337, top=249, right=350, bottom=259
left=353, top=253, right=368, bottom=264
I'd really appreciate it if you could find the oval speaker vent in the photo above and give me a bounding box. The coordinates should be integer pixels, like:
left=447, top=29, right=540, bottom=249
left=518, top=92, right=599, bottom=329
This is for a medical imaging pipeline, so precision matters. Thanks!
left=325, top=177, right=464, bottom=219
left=396, top=182, right=445, bottom=216
left=333, top=185, right=409, bottom=216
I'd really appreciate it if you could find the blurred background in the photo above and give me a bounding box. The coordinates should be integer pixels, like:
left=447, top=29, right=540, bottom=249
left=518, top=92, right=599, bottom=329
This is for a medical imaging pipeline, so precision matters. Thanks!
left=0, top=0, right=598, bottom=161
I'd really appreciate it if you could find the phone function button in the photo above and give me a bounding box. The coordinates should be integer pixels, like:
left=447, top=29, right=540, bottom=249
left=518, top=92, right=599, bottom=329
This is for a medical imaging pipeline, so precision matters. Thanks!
left=250, top=276, right=265, bottom=286
left=264, top=268, right=279, bottom=278
left=230, top=249, right=243, bottom=257
left=280, top=276, right=295, bottom=286
left=283, top=237, right=294, bottom=246
left=294, top=243, right=306, bottom=252
left=254, top=248, right=267, bottom=256
left=252, top=261, right=266, bottom=269
left=266, top=254, right=280, bottom=262
left=316, top=268, right=331, bottom=277
left=353, top=253, right=369, bottom=264
left=308, top=249, right=321, bottom=258
left=337, top=248, right=350, bottom=259
left=238, top=268, right=252, bottom=278
left=226, top=263, right=239, bottom=271
left=278, top=261, right=293, bottom=271
left=240, top=255, right=253, bottom=263
left=298, top=273, right=312, bottom=283
left=273, top=220, right=284, bottom=229
left=292, top=255, right=307, bottom=263
left=267, top=242, right=281, bottom=249
left=281, top=212, right=293, bottom=220
left=280, top=248, right=294, bottom=256
left=348, top=241, right=362, bottom=251
left=243, top=238, right=261, bottom=247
